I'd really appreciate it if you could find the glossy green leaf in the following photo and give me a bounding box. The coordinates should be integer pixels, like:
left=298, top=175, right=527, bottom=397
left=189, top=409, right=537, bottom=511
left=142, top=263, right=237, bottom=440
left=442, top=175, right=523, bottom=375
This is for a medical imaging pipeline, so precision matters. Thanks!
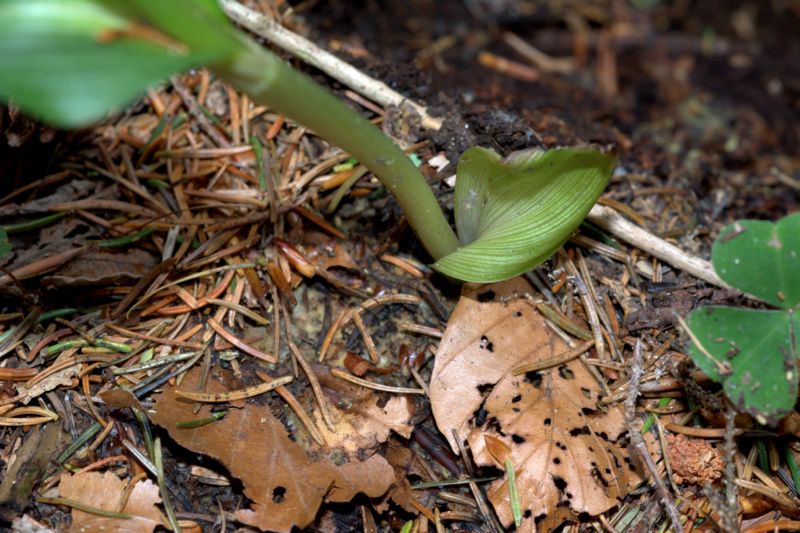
left=686, top=305, right=798, bottom=425
left=0, top=0, right=237, bottom=127
left=433, top=146, right=614, bottom=282
left=712, top=213, right=800, bottom=308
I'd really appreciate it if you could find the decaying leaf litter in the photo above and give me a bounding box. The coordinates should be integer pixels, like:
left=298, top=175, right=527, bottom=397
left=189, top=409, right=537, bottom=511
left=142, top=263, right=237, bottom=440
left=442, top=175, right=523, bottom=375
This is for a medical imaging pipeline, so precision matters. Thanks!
left=1, top=1, right=800, bottom=532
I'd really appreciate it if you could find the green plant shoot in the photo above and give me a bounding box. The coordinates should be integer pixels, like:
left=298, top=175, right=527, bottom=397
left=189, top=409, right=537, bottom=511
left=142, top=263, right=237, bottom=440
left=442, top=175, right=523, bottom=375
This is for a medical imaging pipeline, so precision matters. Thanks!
left=685, top=213, right=800, bottom=425
left=0, top=0, right=613, bottom=282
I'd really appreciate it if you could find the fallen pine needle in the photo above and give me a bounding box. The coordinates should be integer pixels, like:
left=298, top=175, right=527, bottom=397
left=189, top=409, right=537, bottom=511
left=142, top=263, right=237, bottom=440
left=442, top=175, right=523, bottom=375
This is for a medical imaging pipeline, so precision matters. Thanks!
left=288, top=340, right=336, bottom=431
left=175, top=375, right=292, bottom=402
left=207, top=318, right=276, bottom=363
left=330, top=368, right=425, bottom=395
left=37, top=496, right=133, bottom=519
left=206, top=298, right=269, bottom=325
left=512, top=340, right=594, bottom=375
left=256, top=369, right=324, bottom=445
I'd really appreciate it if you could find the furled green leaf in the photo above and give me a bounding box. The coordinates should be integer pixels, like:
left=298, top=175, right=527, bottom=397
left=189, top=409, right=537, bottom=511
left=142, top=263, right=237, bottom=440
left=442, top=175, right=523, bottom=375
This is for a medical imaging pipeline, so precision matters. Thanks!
left=0, top=0, right=237, bottom=127
left=712, top=213, right=800, bottom=308
left=686, top=305, right=798, bottom=425
left=433, top=146, right=614, bottom=282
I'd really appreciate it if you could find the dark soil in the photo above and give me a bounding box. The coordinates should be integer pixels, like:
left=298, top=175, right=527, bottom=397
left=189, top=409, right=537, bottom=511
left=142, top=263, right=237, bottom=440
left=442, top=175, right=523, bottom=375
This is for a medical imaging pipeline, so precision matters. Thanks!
left=304, top=0, right=800, bottom=227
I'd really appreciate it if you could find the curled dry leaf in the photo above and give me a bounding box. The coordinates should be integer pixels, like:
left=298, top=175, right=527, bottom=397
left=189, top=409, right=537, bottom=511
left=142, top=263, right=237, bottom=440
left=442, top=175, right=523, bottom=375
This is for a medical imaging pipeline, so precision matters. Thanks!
left=58, top=471, right=162, bottom=533
left=150, top=368, right=395, bottom=533
left=430, top=278, right=643, bottom=531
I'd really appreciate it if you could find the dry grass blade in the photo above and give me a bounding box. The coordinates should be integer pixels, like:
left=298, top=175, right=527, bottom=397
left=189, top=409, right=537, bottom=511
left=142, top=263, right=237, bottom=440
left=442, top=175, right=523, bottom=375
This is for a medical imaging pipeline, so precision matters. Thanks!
left=331, top=369, right=426, bottom=395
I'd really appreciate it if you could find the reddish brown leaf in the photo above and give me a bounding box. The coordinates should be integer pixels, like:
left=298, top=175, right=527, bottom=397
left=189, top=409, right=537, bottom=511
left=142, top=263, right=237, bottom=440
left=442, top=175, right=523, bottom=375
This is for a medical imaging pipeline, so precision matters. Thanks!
left=150, top=369, right=395, bottom=533
left=430, top=278, right=643, bottom=530
left=58, top=471, right=162, bottom=533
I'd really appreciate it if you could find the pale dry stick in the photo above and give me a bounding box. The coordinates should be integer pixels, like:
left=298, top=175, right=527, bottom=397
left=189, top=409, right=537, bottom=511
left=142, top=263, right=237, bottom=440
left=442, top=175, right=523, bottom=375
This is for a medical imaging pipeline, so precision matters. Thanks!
left=287, top=340, right=336, bottom=431
left=330, top=369, right=425, bottom=395
left=625, top=340, right=683, bottom=533
left=587, top=204, right=726, bottom=288
left=220, top=0, right=442, bottom=130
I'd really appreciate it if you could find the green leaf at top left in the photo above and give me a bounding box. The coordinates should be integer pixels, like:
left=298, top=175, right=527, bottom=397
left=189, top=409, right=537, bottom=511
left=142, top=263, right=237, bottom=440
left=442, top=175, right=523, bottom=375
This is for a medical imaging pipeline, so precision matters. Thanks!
left=0, top=0, right=231, bottom=127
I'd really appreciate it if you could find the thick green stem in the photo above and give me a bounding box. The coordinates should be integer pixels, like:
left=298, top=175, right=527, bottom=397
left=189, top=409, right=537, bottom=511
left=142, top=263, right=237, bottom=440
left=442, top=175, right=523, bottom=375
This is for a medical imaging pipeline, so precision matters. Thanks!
left=214, top=38, right=460, bottom=261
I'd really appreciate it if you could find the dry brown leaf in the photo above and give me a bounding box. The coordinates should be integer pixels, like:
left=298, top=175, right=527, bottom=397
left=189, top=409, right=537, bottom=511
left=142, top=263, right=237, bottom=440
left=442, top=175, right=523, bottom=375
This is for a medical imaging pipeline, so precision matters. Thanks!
left=309, top=364, right=414, bottom=457
left=58, top=471, right=162, bottom=533
left=313, top=394, right=414, bottom=458
left=99, top=388, right=144, bottom=411
left=327, top=454, right=396, bottom=502
left=150, top=368, right=395, bottom=533
left=375, top=439, right=429, bottom=515
left=430, top=278, right=643, bottom=531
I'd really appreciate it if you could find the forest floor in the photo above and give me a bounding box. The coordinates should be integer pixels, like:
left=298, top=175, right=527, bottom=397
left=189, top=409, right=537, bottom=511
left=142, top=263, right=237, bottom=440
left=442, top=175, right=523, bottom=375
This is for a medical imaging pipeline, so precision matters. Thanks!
left=0, top=1, right=799, bottom=532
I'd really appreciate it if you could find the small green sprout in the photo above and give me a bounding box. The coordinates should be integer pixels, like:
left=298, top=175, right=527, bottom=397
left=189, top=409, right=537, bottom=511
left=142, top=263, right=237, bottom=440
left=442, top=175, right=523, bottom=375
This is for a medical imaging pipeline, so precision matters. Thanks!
left=0, top=0, right=613, bottom=282
left=685, top=213, right=800, bottom=425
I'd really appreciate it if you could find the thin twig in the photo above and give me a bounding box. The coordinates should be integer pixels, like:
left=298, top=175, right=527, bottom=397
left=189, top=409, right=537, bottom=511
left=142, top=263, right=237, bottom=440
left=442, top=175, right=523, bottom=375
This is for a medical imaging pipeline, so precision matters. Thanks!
left=625, top=340, right=683, bottom=532
left=219, top=0, right=442, bottom=130
left=587, top=204, right=726, bottom=288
